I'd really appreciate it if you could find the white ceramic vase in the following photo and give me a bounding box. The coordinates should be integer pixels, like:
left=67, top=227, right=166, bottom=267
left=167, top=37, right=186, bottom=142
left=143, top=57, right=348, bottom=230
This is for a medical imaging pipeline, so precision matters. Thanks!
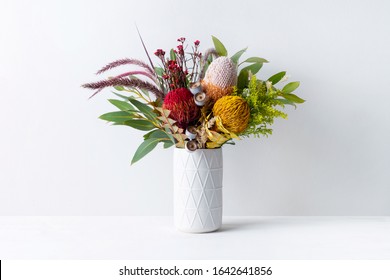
left=173, top=148, right=223, bottom=233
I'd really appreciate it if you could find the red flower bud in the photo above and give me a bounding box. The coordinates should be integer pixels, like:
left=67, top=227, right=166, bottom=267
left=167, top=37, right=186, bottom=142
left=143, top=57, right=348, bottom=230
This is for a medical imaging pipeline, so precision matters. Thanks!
left=154, top=49, right=165, bottom=57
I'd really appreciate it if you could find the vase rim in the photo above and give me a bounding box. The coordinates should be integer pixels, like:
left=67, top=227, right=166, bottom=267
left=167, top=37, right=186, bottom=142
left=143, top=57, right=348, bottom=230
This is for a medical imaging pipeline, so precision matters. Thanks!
left=174, top=147, right=222, bottom=150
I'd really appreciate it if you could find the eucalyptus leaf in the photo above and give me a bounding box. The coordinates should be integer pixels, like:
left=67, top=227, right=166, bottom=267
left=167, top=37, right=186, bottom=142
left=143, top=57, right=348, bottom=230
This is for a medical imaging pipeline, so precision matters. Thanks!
left=143, top=130, right=155, bottom=140
left=241, top=57, right=269, bottom=64
left=165, top=127, right=175, bottom=143
left=241, top=62, right=263, bottom=75
left=170, top=48, right=176, bottom=60
left=154, top=67, right=164, bottom=76
left=267, top=71, right=286, bottom=85
left=112, top=92, right=131, bottom=100
left=123, top=119, right=155, bottom=131
left=113, top=85, right=125, bottom=91
left=231, top=47, right=247, bottom=64
left=163, top=141, right=174, bottom=149
left=275, top=98, right=297, bottom=108
left=131, top=138, right=160, bottom=165
left=145, top=129, right=171, bottom=140
left=237, top=69, right=249, bottom=90
left=282, top=81, right=300, bottom=93
left=282, top=93, right=305, bottom=103
left=99, top=111, right=134, bottom=123
left=108, top=99, right=135, bottom=111
left=211, top=35, right=228, bottom=56
left=128, top=98, right=157, bottom=120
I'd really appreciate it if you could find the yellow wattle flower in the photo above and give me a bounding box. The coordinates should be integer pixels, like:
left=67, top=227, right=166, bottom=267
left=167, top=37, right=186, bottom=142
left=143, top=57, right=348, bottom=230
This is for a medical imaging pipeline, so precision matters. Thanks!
left=212, top=95, right=250, bottom=134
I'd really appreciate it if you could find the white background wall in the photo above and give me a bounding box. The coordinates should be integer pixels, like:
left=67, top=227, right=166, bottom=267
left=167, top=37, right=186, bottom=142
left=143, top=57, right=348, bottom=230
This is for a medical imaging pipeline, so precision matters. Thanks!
left=0, top=0, right=389, bottom=216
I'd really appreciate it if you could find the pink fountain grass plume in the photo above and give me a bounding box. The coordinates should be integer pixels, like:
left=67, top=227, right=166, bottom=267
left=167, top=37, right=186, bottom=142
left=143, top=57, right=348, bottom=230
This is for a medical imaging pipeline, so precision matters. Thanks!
left=113, top=70, right=157, bottom=82
left=82, top=77, right=164, bottom=100
left=96, top=58, right=155, bottom=76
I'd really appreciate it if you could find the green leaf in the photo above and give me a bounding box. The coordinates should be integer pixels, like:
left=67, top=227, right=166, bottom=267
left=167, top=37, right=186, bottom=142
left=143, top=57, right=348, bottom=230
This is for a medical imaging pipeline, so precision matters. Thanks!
left=108, top=99, right=135, bottom=111
left=241, top=57, right=269, bottom=64
left=113, top=85, right=125, bottom=91
left=282, top=93, right=305, bottom=103
left=275, top=98, right=297, bottom=108
left=163, top=141, right=174, bottom=149
left=123, top=119, right=155, bottom=131
left=164, top=127, right=176, bottom=143
left=131, top=138, right=160, bottom=165
left=144, top=129, right=171, bottom=140
left=267, top=71, right=286, bottom=85
left=170, top=49, right=176, bottom=60
left=128, top=98, right=157, bottom=120
left=282, top=81, right=300, bottom=93
left=139, top=88, right=150, bottom=98
left=237, top=63, right=263, bottom=89
left=237, top=68, right=249, bottom=90
left=241, top=62, right=263, bottom=75
left=155, top=67, right=164, bottom=76
left=211, top=35, right=228, bottom=56
left=230, top=47, right=247, bottom=64
left=99, top=111, right=134, bottom=123
left=112, top=92, right=130, bottom=100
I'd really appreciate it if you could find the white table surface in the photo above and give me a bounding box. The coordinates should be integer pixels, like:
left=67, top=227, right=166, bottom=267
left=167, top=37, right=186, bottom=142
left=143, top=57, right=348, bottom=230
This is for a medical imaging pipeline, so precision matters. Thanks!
left=0, top=216, right=389, bottom=259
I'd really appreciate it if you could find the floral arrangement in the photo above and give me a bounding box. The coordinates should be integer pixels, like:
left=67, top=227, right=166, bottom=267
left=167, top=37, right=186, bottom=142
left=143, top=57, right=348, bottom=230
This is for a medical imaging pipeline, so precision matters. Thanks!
left=82, top=36, right=304, bottom=164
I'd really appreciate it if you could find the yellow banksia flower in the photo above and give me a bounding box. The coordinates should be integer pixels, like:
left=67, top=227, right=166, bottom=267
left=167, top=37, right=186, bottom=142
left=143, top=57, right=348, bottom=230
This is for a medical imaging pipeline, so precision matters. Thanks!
left=212, top=96, right=250, bottom=134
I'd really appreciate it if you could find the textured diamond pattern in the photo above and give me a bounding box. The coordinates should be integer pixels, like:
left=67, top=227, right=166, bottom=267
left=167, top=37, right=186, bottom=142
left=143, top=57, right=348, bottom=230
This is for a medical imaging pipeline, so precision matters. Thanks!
left=174, top=148, right=223, bottom=233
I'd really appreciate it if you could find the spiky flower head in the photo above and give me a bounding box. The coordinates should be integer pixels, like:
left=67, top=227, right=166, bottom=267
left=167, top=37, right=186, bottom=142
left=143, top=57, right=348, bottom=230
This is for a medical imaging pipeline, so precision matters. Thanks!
left=212, top=95, right=250, bottom=134
left=202, top=57, right=237, bottom=102
left=162, top=88, right=200, bottom=129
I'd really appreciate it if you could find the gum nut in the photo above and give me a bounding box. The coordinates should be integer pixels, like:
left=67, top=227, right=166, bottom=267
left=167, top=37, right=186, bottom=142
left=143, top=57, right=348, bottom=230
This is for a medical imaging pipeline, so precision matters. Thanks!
left=194, top=92, right=207, bottom=106
left=185, top=140, right=198, bottom=152
left=189, top=81, right=202, bottom=95
left=185, top=126, right=197, bottom=140
left=187, top=126, right=197, bottom=134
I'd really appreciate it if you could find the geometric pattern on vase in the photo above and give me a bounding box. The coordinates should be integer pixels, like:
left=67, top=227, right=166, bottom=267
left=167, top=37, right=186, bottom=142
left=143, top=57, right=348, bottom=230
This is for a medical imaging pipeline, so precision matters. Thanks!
left=174, top=148, right=223, bottom=233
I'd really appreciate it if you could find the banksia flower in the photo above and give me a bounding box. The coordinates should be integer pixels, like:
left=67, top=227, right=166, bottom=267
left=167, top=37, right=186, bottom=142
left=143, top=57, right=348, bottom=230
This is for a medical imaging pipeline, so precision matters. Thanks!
left=202, top=57, right=237, bottom=102
left=162, top=88, right=200, bottom=129
left=212, top=96, right=250, bottom=134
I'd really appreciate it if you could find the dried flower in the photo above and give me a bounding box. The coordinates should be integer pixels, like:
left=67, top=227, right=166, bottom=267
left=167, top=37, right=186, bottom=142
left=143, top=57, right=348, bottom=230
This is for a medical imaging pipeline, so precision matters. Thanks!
left=212, top=96, right=250, bottom=134
left=177, top=45, right=184, bottom=55
left=162, top=88, right=200, bottom=129
left=266, top=81, right=273, bottom=90
left=96, top=58, right=155, bottom=77
left=202, top=57, right=237, bottom=102
left=154, top=49, right=166, bottom=57
left=185, top=140, right=198, bottom=152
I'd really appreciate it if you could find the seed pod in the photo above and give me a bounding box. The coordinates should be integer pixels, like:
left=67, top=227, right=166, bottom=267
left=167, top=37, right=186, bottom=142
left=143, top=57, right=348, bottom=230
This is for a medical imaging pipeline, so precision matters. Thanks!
left=185, top=140, right=198, bottom=152
left=189, top=81, right=202, bottom=95
left=194, top=92, right=208, bottom=106
left=185, top=126, right=197, bottom=140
